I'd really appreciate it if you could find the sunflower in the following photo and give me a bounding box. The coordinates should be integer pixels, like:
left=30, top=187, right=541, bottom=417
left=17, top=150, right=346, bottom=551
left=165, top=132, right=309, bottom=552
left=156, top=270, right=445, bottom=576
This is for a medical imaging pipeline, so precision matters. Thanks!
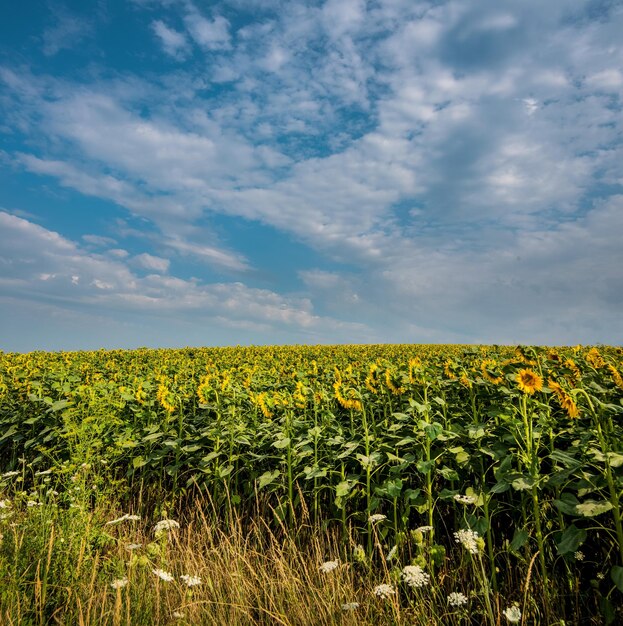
left=516, top=369, right=543, bottom=395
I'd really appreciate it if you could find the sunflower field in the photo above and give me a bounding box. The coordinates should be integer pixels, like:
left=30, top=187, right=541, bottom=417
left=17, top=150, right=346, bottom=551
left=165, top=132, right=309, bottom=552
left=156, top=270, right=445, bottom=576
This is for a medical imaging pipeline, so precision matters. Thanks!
left=0, top=344, right=622, bottom=624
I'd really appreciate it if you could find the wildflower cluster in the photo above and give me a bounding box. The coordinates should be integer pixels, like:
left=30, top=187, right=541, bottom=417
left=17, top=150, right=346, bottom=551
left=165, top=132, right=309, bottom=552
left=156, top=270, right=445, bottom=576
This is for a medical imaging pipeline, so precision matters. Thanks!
left=454, top=529, right=481, bottom=554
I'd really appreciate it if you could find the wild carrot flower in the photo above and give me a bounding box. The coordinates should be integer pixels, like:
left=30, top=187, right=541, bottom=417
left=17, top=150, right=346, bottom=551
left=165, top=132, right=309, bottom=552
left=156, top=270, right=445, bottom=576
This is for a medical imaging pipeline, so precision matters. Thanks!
left=0, top=500, right=10, bottom=509
left=319, top=560, right=339, bottom=573
left=106, top=513, right=141, bottom=525
left=503, top=604, right=521, bottom=623
left=415, top=525, right=433, bottom=533
left=153, top=569, right=174, bottom=582
left=341, top=602, right=360, bottom=611
left=401, top=565, right=430, bottom=588
left=373, top=583, right=395, bottom=598
left=454, top=494, right=478, bottom=505
left=369, top=513, right=387, bottom=523
left=180, top=574, right=202, bottom=587
left=154, top=519, right=180, bottom=534
left=454, top=529, right=480, bottom=554
left=516, top=369, right=543, bottom=394
left=110, top=578, right=128, bottom=589
left=1, top=471, right=19, bottom=478
left=448, top=591, right=468, bottom=607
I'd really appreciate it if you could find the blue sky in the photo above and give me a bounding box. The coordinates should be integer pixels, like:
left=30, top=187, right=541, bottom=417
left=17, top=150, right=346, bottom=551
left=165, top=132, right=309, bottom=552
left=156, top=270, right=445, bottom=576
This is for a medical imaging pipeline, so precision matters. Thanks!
left=1, top=0, right=622, bottom=351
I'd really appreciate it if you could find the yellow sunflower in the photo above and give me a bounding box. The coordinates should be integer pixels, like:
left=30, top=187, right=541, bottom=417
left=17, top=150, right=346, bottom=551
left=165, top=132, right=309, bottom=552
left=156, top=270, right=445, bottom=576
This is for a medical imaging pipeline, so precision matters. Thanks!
left=516, top=369, right=543, bottom=395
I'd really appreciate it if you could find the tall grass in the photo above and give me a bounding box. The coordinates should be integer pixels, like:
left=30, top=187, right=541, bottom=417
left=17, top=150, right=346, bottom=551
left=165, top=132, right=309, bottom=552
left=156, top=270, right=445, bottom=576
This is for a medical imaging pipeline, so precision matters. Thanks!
left=0, top=475, right=610, bottom=625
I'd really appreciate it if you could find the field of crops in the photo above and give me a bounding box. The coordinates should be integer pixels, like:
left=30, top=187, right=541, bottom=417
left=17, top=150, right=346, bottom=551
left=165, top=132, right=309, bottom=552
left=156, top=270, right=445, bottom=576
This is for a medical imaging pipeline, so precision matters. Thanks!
left=1, top=344, right=622, bottom=624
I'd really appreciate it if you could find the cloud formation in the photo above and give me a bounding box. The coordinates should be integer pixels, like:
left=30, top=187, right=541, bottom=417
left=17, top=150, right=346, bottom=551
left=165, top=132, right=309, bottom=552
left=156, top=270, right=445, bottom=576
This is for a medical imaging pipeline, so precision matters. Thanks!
left=0, top=0, right=622, bottom=349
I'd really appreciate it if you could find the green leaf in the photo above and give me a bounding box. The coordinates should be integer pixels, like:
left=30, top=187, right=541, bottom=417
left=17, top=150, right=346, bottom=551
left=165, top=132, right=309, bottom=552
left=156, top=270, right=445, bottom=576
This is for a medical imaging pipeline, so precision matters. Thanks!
left=303, top=466, right=327, bottom=480
left=335, top=480, right=354, bottom=497
left=217, top=464, right=234, bottom=478
left=142, top=432, right=163, bottom=443
left=357, top=453, right=380, bottom=469
left=549, top=450, right=580, bottom=468
left=575, top=500, right=613, bottom=517
left=272, top=437, right=291, bottom=449
left=438, top=466, right=459, bottom=481
left=449, top=446, right=470, bottom=464
left=416, top=459, right=434, bottom=474
left=553, top=493, right=580, bottom=515
left=424, top=422, right=443, bottom=441
left=510, top=529, right=529, bottom=551
left=382, top=478, right=402, bottom=498
left=511, top=476, right=534, bottom=491
left=608, top=453, right=623, bottom=468
left=258, top=470, right=280, bottom=489
left=132, top=456, right=147, bottom=469
left=611, top=565, right=623, bottom=593
left=49, top=399, right=71, bottom=412
left=556, top=524, right=587, bottom=555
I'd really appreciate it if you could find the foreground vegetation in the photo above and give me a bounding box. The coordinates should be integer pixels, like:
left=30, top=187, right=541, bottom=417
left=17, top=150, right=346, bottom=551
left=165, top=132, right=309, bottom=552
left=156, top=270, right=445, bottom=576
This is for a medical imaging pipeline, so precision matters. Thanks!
left=1, top=344, right=622, bottom=624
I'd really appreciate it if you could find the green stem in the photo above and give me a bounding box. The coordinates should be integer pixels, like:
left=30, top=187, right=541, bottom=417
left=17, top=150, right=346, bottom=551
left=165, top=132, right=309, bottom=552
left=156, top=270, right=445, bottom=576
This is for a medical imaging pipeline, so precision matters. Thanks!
left=521, top=394, right=548, bottom=586
left=576, top=389, right=623, bottom=564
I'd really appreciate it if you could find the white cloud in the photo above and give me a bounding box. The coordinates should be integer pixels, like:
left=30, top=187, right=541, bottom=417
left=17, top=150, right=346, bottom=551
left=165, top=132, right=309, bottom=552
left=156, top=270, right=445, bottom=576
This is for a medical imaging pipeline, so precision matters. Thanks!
left=42, top=10, right=92, bottom=56
left=0, top=212, right=367, bottom=344
left=83, top=234, right=117, bottom=246
left=132, top=253, right=170, bottom=272
left=184, top=10, right=231, bottom=50
left=163, top=238, right=250, bottom=273
left=2, top=0, right=623, bottom=346
left=151, top=20, right=190, bottom=58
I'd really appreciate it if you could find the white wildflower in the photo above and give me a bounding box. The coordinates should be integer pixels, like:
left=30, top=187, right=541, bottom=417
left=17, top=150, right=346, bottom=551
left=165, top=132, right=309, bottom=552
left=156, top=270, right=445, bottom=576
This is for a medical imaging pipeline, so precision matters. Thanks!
left=106, top=513, right=141, bottom=526
left=597, top=572, right=605, bottom=580
left=454, top=529, right=480, bottom=554
left=386, top=545, right=398, bottom=561
left=453, top=494, right=478, bottom=505
left=35, top=469, right=52, bottom=476
left=0, top=500, right=11, bottom=509
left=373, top=583, right=395, bottom=598
left=319, top=560, right=339, bottom=573
left=415, top=525, right=433, bottom=533
left=126, top=543, right=142, bottom=551
left=154, top=519, right=180, bottom=534
left=110, top=578, right=128, bottom=589
left=401, top=565, right=430, bottom=588
left=172, top=612, right=185, bottom=619
left=152, top=569, right=174, bottom=582
left=503, top=604, right=521, bottom=623
left=27, top=500, right=42, bottom=507
left=341, top=602, right=360, bottom=611
left=448, top=591, right=468, bottom=607
left=574, top=551, right=585, bottom=561
left=180, top=574, right=202, bottom=587
left=368, top=514, right=387, bottom=523
left=2, top=471, right=20, bottom=478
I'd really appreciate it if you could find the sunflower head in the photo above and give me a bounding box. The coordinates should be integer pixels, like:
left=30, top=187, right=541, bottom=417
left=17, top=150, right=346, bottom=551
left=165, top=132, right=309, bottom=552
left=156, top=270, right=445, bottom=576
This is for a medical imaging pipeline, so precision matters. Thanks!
left=516, top=369, right=543, bottom=395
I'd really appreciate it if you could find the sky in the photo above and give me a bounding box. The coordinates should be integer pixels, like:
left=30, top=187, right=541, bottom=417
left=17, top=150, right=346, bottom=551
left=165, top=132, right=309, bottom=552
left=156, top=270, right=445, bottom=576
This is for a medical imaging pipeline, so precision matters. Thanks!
left=0, top=0, right=622, bottom=352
